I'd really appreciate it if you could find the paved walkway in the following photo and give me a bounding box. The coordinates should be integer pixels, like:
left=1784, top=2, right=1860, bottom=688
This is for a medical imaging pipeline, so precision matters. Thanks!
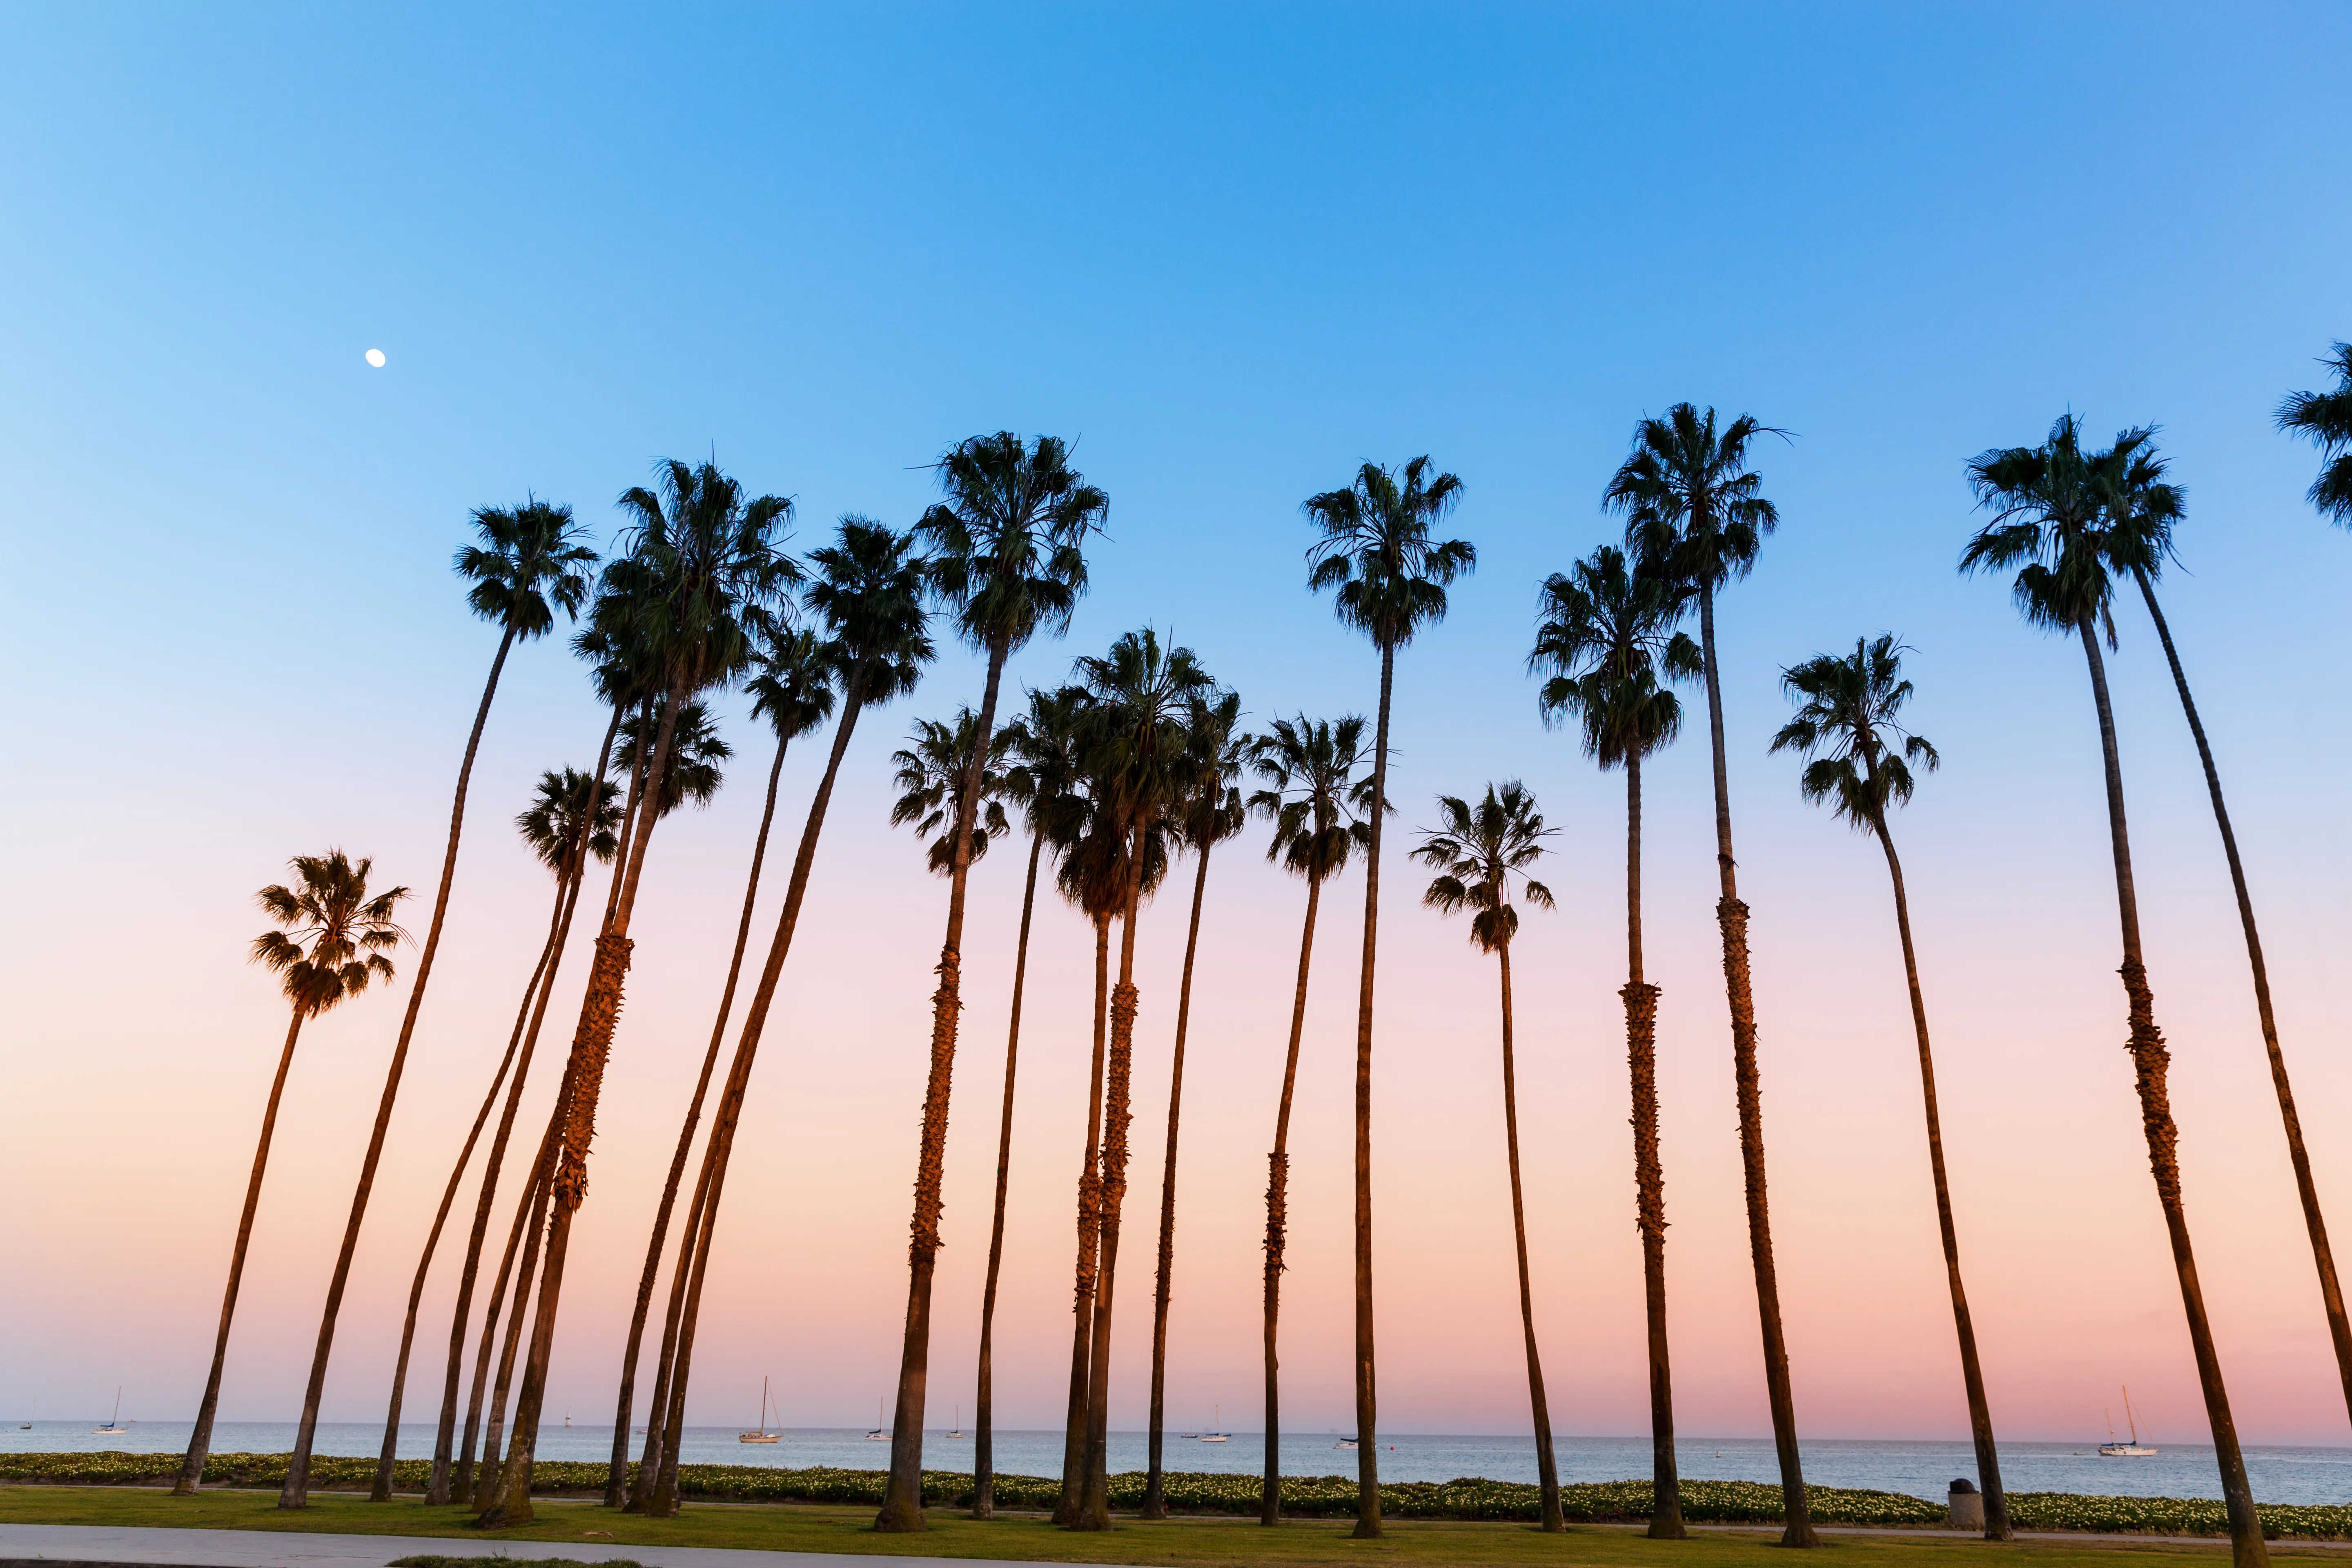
left=0, top=1524, right=999, bottom=1568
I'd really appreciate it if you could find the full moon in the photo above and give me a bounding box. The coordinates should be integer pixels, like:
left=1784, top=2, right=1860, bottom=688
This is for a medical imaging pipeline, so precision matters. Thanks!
left=365, top=348, right=386, bottom=368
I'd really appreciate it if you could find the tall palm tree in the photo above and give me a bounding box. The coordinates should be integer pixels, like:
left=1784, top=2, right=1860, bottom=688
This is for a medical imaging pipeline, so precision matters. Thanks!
left=1302, top=457, right=1473, bottom=1538
left=1606, top=405, right=1815, bottom=1545
left=476, top=461, right=797, bottom=1526
left=1771, top=636, right=2009, bottom=1539
left=1245, top=713, right=1373, bottom=1526
left=1142, top=690, right=1248, bottom=1521
left=272, top=501, right=593, bottom=1510
left=1529, top=544, right=1699, bottom=1539
left=371, top=766, right=620, bottom=1502
left=971, top=685, right=1088, bottom=1519
left=1410, top=783, right=1563, bottom=1532
left=639, top=518, right=932, bottom=1518
left=604, top=627, right=834, bottom=1507
left=879, top=433, right=1106, bottom=1533
left=890, top=707, right=1013, bottom=872
left=1071, top=630, right=1213, bottom=1532
left=2277, top=342, right=2352, bottom=527
left=1963, top=415, right=2267, bottom=1568
left=174, top=853, right=410, bottom=1496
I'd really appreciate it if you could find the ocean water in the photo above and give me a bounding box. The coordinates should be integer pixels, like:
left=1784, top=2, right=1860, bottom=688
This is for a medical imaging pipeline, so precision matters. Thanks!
left=9, top=1422, right=2352, bottom=1507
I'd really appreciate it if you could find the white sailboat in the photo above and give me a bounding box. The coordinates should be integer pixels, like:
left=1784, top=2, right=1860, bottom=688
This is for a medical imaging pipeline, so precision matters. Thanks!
left=865, top=1396, right=888, bottom=1441
left=92, top=1388, right=128, bottom=1436
left=946, top=1403, right=967, bottom=1439
left=739, top=1375, right=780, bottom=1443
left=2098, top=1386, right=2157, bottom=1457
left=1198, top=1404, right=1229, bottom=1442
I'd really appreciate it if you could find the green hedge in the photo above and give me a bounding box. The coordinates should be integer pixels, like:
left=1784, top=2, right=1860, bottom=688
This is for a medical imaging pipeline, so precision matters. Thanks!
left=6, top=1453, right=2348, bottom=1537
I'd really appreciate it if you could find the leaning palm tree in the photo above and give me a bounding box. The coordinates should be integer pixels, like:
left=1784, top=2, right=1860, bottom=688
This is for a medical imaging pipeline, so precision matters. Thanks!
left=174, top=853, right=409, bottom=1496
left=1771, top=635, right=2009, bottom=1540
left=1142, top=690, right=1248, bottom=1521
left=2277, top=342, right=2352, bottom=528
left=1963, top=415, right=2266, bottom=1568
left=1606, top=404, right=1816, bottom=1545
left=880, top=433, right=1106, bottom=1533
left=1245, top=713, right=1373, bottom=1526
left=604, top=626, right=833, bottom=1507
left=476, top=461, right=797, bottom=1527
left=638, top=518, right=932, bottom=1519
left=890, top=707, right=1013, bottom=873
left=270, top=500, right=593, bottom=1510
left=1529, top=543, right=1699, bottom=1539
left=972, top=684, right=1090, bottom=1519
left=1410, top=783, right=1563, bottom=1532
left=1302, top=457, right=1473, bottom=1538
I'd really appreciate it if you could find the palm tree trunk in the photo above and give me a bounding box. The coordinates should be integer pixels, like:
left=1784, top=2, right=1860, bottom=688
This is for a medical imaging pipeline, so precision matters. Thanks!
left=1624, top=747, right=1683, bottom=1538
left=879, top=639, right=1012, bottom=1532
left=1869, top=811, right=2008, bottom=1539
left=2135, top=570, right=2352, bottom=1421
left=641, top=689, right=869, bottom=1518
left=2074, top=616, right=2267, bottom=1568
left=478, top=676, right=688, bottom=1528
left=477, top=1159, right=554, bottom=1501
left=1693, top=583, right=1813, bottom=1546
left=1054, top=911, right=1113, bottom=1526
left=975, top=829, right=1045, bottom=1519
left=281, top=623, right=518, bottom=1510
left=1494, top=944, right=1563, bottom=1531
left=453, top=1124, right=553, bottom=1507
left=1349, top=643, right=1394, bottom=1540
left=1143, top=843, right=1212, bottom=1520
left=173, top=1007, right=306, bottom=1496
left=603, top=731, right=791, bottom=1507
left=1261, top=871, right=1323, bottom=1527
left=433, top=709, right=621, bottom=1504
left=1077, top=885, right=1145, bottom=1530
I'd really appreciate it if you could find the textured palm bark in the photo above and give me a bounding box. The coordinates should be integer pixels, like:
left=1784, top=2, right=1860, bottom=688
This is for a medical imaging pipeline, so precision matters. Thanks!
left=174, top=1008, right=305, bottom=1496
left=1144, top=846, right=1213, bottom=1519
left=1261, top=872, right=1323, bottom=1526
left=1624, top=749, right=1684, bottom=1539
left=2075, top=618, right=2267, bottom=1568
left=1349, top=645, right=1395, bottom=1540
left=976, top=830, right=1045, bottom=1519
left=1693, top=583, right=1814, bottom=1548
left=1054, top=913, right=1113, bottom=1527
left=877, top=641, right=1011, bottom=1533
left=281, top=627, right=517, bottom=1510
left=2135, top=571, right=2352, bottom=1422
left=1495, top=946, right=1564, bottom=1531
left=1871, top=813, right=2008, bottom=1539
left=1077, top=897, right=1145, bottom=1531
left=474, top=1152, right=555, bottom=1505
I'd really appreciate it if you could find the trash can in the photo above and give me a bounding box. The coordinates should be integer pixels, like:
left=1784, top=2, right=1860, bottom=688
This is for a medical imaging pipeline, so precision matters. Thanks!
left=1948, top=1478, right=1984, bottom=1531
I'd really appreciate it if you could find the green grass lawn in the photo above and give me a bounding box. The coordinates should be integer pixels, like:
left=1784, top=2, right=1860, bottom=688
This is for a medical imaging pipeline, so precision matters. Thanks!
left=0, top=1485, right=2316, bottom=1568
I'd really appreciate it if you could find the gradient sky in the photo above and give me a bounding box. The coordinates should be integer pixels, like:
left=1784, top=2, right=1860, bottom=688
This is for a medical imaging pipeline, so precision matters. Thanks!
left=6, top=3, right=2352, bottom=1452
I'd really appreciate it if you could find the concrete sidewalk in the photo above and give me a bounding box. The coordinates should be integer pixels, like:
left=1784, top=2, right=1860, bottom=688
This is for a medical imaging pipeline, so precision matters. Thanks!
left=0, top=1524, right=1049, bottom=1568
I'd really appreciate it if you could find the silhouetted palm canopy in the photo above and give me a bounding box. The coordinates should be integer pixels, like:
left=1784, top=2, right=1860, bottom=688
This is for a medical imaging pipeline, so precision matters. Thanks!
left=1000, top=685, right=1095, bottom=848
left=1248, top=715, right=1375, bottom=882
left=517, top=769, right=624, bottom=878
left=1411, top=784, right=1555, bottom=953
left=458, top=499, right=600, bottom=641
left=1528, top=546, right=1701, bottom=762
left=1959, top=415, right=2169, bottom=641
left=1303, top=458, right=1474, bottom=651
left=746, top=627, right=838, bottom=746
left=2277, top=342, right=2352, bottom=527
left=1605, top=404, right=1783, bottom=588
left=605, top=459, right=803, bottom=699
left=617, top=699, right=731, bottom=817
left=252, top=853, right=412, bottom=1019
left=919, top=432, right=1107, bottom=657
left=1172, top=691, right=1250, bottom=855
left=892, top=708, right=1014, bottom=874
left=1769, top=636, right=1940, bottom=829
left=1074, top=628, right=1216, bottom=851
left=804, top=516, right=934, bottom=707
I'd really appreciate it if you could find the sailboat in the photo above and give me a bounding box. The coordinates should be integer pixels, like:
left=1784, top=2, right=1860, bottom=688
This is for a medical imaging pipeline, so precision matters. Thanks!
left=1198, top=1404, right=1229, bottom=1442
left=2098, top=1386, right=2157, bottom=1456
left=1334, top=1435, right=1358, bottom=1450
left=864, top=1396, right=887, bottom=1441
left=946, top=1403, right=967, bottom=1439
left=739, top=1376, right=780, bottom=1443
left=92, top=1389, right=128, bottom=1436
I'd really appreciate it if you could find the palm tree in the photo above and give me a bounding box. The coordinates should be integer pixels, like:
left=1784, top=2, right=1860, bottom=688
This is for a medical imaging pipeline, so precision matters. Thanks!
left=1529, top=544, right=1699, bottom=1539
left=371, top=766, right=620, bottom=1502
left=890, top=707, right=1013, bottom=873
left=1142, top=690, right=1248, bottom=1521
left=1606, top=405, right=1815, bottom=1545
left=972, top=685, right=1088, bottom=1519
left=604, top=628, right=834, bottom=1507
left=2277, top=342, right=2352, bottom=527
left=272, top=501, right=593, bottom=1510
left=1771, top=636, right=2009, bottom=1540
left=174, top=853, right=409, bottom=1496
left=1071, top=630, right=1214, bottom=1532
left=617, top=697, right=732, bottom=816
left=1302, top=457, right=1473, bottom=1538
left=638, top=517, right=932, bottom=1518
left=1244, top=713, right=1373, bottom=1526
left=476, top=461, right=797, bottom=1526
left=1963, top=415, right=2267, bottom=1568
left=879, top=433, right=1106, bottom=1533
left=1410, top=783, right=1563, bottom=1532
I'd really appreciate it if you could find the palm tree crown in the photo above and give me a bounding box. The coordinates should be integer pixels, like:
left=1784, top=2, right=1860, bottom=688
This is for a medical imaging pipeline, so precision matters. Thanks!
left=892, top=708, right=1014, bottom=874
left=2276, top=342, right=2352, bottom=526
left=999, top=685, right=1095, bottom=848
left=1172, top=691, right=1250, bottom=857
left=252, top=852, right=412, bottom=1019
left=1529, top=545, right=1701, bottom=764
left=804, top=517, right=935, bottom=707
left=1304, top=457, right=1475, bottom=652
left=607, top=459, right=803, bottom=700
left=617, top=699, right=731, bottom=817
left=516, top=768, right=624, bottom=878
left=457, top=499, right=600, bottom=641
left=918, top=432, right=1107, bottom=658
left=1073, top=628, right=1216, bottom=849
left=1248, top=715, right=1375, bottom=882
left=1410, top=783, right=1555, bottom=954
left=1960, top=416, right=2167, bottom=640
left=746, top=627, right=838, bottom=746
left=1607, top=404, right=1784, bottom=590
left=1770, top=636, right=1940, bottom=830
